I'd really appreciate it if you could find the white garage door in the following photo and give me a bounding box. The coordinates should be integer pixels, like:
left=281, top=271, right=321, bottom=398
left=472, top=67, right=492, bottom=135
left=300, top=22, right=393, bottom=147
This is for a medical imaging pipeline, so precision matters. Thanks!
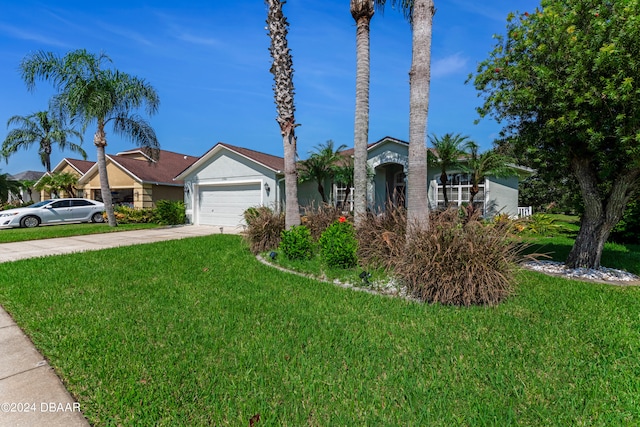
left=198, top=183, right=262, bottom=227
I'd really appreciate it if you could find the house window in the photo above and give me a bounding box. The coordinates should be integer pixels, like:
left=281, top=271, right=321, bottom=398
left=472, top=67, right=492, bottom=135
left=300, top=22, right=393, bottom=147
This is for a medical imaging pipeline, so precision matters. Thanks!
left=435, top=173, right=485, bottom=212
left=334, top=185, right=354, bottom=212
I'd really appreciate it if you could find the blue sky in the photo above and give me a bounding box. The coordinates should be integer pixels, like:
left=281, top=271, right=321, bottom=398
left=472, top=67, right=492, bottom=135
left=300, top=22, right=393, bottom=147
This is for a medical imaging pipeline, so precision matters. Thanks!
left=0, top=0, right=539, bottom=176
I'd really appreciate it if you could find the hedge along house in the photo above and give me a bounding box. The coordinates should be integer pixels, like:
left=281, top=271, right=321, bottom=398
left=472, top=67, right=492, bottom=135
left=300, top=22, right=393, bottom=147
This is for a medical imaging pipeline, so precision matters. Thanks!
left=77, top=149, right=197, bottom=209
left=177, top=137, right=532, bottom=229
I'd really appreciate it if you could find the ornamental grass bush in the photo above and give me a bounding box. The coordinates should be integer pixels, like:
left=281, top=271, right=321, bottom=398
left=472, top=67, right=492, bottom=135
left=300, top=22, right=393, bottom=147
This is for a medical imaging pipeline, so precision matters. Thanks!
left=243, top=206, right=285, bottom=254
left=394, top=208, right=526, bottom=306
left=301, top=204, right=348, bottom=240
left=356, top=205, right=407, bottom=272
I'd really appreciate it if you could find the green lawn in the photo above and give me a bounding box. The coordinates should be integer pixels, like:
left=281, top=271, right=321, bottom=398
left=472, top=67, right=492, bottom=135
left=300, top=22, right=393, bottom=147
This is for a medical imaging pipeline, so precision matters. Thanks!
left=1, top=235, right=639, bottom=425
left=0, top=222, right=160, bottom=244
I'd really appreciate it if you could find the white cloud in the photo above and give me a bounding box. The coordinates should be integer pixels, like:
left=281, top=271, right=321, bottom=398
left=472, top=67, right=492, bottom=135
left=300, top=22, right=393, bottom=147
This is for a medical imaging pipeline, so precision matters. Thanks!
left=431, top=53, right=467, bottom=78
left=176, top=32, right=221, bottom=47
left=0, top=22, right=68, bottom=47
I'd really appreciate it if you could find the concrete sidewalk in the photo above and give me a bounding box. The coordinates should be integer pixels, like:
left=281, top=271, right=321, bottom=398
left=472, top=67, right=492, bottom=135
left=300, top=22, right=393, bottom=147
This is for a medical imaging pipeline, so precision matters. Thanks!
left=0, top=225, right=239, bottom=426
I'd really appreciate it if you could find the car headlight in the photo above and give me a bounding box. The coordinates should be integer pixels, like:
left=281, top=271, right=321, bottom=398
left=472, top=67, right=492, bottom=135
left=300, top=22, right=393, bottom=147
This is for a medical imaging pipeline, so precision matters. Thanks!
left=0, top=212, right=19, bottom=218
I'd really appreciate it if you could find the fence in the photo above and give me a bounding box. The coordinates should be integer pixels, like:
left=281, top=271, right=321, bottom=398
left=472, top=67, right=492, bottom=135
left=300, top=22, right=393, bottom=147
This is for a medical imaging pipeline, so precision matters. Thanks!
left=518, top=206, right=533, bottom=217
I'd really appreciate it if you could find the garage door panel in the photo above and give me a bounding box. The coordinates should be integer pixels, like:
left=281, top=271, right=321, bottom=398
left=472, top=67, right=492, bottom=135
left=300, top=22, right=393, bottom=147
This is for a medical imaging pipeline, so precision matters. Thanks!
left=198, top=183, right=261, bottom=226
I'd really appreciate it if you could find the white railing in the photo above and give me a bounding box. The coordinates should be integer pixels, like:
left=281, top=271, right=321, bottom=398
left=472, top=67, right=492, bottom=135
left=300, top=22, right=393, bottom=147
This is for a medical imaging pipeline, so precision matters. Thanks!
left=518, top=206, right=533, bottom=217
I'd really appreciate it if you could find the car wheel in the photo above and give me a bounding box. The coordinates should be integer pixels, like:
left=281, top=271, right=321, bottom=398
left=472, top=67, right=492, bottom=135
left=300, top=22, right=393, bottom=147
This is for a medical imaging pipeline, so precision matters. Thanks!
left=91, top=212, right=105, bottom=223
left=21, top=215, right=40, bottom=228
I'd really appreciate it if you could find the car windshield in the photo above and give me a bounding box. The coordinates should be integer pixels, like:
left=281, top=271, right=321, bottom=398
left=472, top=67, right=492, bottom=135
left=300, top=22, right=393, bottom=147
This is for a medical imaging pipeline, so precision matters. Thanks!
left=30, top=200, right=54, bottom=208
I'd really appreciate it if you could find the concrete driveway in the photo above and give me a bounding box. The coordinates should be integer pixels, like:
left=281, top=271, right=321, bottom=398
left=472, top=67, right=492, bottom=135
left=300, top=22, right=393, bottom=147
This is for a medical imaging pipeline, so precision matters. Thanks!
left=0, top=225, right=242, bottom=263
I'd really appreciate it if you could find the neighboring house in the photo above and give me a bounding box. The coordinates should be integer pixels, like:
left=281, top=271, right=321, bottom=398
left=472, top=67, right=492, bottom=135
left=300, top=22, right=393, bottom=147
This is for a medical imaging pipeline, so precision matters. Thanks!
left=177, top=137, right=532, bottom=228
left=8, top=170, right=45, bottom=202
left=77, top=149, right=197, bottom=209
left=36, top=158, right=95, bottom=199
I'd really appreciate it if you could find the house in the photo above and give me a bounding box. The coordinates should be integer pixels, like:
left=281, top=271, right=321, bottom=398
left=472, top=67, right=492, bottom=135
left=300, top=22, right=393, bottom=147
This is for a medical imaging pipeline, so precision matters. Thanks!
left=176, top=137, right=533, bottom=228
left=7, top=170, right=45, bottom=202
left=36, top=158, right=95, bottom=199
left=77, top=149, right=197, bottom=209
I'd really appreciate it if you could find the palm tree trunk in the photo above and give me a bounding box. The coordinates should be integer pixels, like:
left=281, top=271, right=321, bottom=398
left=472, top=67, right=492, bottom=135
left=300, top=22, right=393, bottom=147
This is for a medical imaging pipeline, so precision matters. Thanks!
left=283, top=132, right=300, bottom=228
left=94, top=125, right=116, bottom=227
left=406, top=0, right=435, bottom=235
left=441, top=171, right=449, bottom=206
left=351, top=0, right=374, bottom=227
left=267, top=0, right=300, bottom=229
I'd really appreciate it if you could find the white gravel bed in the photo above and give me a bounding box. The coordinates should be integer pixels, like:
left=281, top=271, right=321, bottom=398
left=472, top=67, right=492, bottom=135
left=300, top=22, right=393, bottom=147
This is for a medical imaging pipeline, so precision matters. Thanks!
left=521, top=260, right=640, bottom=284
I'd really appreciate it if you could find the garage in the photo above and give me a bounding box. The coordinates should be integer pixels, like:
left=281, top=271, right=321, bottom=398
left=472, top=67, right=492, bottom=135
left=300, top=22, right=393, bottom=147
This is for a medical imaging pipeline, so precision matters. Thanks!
left=197, top=182, right=262, bottom=227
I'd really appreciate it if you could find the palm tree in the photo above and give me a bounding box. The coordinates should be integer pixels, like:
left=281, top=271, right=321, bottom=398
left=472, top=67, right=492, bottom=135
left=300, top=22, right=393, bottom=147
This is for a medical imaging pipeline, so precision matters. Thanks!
left=428, top=133, right=468, bottom=207
left=299, top=140, right=347, bottom=203
left=465, top=141, right=516, bottom=209
left=19, top=179, right=36, bottom=202
left=333, top=158, right=355, bottom=210
left=20, top=49, right=160, bottom=227
left=266, top=0, right=300, bottom=229
left=405, top=0, right=435, bottom=233
left=366, top=0, right=433, bottom=233
left=35, top=172, right=79, bottom=198
left=0, top=172, right=21, bottom=203
left=2, top=110, right=85, bottom=172
left=350, top=0, right=375, bottom=226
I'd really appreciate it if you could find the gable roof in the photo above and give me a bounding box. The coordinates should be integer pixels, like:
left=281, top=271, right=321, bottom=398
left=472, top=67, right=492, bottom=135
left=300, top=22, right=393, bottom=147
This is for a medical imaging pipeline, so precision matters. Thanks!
left=339, top=136, right=411, bottom=157
left=50, top=158, right=95, bottom=176
left=175, top=142, right=284, bottom=180
left=79, top=149, right=198, bottom=185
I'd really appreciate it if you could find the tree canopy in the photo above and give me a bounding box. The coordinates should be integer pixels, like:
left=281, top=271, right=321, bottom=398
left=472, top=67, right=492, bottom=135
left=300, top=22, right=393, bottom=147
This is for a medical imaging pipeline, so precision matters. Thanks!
left=471, top=0, right=640, bottom=268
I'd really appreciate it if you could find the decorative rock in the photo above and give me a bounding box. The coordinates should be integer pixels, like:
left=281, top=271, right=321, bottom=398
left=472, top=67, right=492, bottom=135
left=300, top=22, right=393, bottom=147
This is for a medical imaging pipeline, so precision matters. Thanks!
left=521, top=260, right=640, bottom=284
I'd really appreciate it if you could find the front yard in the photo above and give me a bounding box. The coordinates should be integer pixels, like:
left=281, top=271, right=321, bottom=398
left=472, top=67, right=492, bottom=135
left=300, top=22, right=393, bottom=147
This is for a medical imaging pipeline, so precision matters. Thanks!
left=1, top=234, right=639, bottom=425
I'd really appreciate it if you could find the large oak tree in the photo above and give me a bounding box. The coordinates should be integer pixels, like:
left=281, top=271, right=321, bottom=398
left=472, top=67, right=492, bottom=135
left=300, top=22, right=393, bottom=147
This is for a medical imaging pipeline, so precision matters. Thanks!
left=471, top=0, right=640, bottom=269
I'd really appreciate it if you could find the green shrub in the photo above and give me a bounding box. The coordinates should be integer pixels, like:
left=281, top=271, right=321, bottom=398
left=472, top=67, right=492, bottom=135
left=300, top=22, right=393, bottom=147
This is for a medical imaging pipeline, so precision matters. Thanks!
left=522, top=213, right=563, bottom=235
left=280, top=225, right=314, bottom=260
left=114, top=205, right=154, bottom=224
left=243, top=206, right=284, bottom=254
left=319, top=217, right=358, bottom=268
left=610, top=197, right=640, bottom=244
left=394, top=209, right=525, bottom=306
left=153, top=200, right=186, bottom=225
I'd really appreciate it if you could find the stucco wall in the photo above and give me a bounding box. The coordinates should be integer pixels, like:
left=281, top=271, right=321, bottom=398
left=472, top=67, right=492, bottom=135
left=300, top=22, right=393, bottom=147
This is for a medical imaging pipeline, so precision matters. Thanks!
left=485, top=176, right=519, bottom=217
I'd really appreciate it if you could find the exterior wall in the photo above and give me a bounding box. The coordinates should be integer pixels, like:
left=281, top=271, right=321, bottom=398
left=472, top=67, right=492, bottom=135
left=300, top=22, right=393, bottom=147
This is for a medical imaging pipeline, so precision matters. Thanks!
left=182, top=150, right=278, bottom=224
left=297, top=180, right=325, bottom=209
left=485, top=176, right=519, bottom=217
left=151, top=184, right=184, bottom=206
left=82, top=162, right=134, bottom=197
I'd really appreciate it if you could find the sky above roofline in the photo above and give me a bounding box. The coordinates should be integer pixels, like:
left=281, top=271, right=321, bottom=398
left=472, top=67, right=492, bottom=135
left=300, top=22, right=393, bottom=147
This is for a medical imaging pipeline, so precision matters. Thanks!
left=0, top=0, right=540, bottom=176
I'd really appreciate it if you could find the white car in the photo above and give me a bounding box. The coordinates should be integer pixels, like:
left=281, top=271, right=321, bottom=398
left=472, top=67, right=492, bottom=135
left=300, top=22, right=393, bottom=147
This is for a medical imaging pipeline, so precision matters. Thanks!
left=0, top=198, right=105, bottom=228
